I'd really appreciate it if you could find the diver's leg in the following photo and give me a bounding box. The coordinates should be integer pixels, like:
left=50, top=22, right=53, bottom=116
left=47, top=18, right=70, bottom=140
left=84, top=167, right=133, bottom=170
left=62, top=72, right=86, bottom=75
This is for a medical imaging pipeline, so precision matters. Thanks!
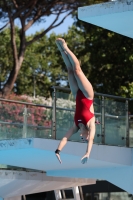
left=56, top=41, right=78, bottom=98
left=56, top=38, right=94, bottom=99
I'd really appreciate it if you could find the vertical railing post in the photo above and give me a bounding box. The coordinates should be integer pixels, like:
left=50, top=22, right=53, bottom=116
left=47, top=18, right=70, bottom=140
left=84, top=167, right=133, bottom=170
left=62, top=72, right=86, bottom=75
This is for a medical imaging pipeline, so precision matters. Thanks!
left=52, top=87, right=56, bottom=139
left=54, top=190, right=62, bottom=200
left=125, top=100, right=129, bottom=147
left=23, top=106, right=28, bottom=138
left=101, top=96, right=105, bottom=144
left=72, top=186, right=81, bottom=200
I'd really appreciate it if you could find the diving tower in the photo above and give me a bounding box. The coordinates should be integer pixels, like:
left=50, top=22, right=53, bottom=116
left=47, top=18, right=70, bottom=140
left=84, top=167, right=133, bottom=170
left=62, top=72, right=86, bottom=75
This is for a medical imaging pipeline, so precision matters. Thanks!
left=0, top=86, right=133, bottom=198
left=78, top=0, right=133, bottom=38
left=0, top=167, right=94, bottom=199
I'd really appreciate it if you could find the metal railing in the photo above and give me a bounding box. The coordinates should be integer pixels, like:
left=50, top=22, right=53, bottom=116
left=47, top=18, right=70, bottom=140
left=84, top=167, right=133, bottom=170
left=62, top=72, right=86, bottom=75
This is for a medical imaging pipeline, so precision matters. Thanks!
left=0, top=98, right=53, bottom=139
left=52, top=86, right=133, bottom=147
left=0, top=86, right=133, bottom=147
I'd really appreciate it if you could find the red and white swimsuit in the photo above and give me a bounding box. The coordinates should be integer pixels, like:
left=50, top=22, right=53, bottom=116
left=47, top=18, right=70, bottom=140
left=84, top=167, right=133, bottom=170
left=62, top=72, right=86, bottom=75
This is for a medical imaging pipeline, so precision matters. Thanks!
left=74, top=89, right=94, bottom=128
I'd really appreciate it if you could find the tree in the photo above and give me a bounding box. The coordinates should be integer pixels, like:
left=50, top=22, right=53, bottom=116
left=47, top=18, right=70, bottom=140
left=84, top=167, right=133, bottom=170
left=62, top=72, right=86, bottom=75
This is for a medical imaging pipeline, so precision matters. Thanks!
left=15, top=32, right=67, bottom=97
left=0, top=27, right=72, bottom=97
left=0, top=0, right=93, bottom=97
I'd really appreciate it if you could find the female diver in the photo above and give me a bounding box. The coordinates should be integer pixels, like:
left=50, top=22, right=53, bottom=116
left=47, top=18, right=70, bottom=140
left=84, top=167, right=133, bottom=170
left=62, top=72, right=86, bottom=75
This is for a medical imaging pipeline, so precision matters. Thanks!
left=55, top=38, right=95, bottom=164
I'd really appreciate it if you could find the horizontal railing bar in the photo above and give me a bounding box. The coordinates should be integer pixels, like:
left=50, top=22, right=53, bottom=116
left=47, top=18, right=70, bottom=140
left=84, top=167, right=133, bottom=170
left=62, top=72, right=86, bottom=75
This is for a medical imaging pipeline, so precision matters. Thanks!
left=0, top=98, right=52, bottom=109
left=0, top=121, right=51, bottom=129
left=52, top=86, right=130, bottom=100
left=95, top=92, right=129, bottom=100
left=0, top=168, right=46, bottom=172
left=0, top=121, right=23, bottom=126
left=0, top=88, right=131, bottom=108
left=95, top=113, right=125, bottom=119
left=56, top=107, right=75, bottom=112
left=56, top=107, right=126, bottom=119
left=28, top=125, right=51, bottom=129
left=52, top=86, right=71, bottom=91
left=61, top=199, right=74, bottom=200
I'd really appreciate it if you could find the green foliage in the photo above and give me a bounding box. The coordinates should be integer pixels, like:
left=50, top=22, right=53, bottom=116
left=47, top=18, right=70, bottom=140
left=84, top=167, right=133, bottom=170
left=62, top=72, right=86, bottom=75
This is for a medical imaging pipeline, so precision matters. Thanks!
left=15, top=32, right=67, bottom=97
left=1, top=4, right=133, bottom=99
left=63, top=19, right=133, bottom=98
left=1, top=0, right=100, bottom=97
left=120, top=83, right=133, bottom=97
left=0, top=28, right=13, bottom=83
left=0, top=27, right=20, bottom=87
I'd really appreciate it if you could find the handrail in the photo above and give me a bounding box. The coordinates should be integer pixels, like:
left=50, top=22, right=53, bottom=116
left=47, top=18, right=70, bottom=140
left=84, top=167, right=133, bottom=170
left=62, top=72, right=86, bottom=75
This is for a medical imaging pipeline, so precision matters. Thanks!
left=94, top=92, right=129, bottom=100
left=52, top=86, right=71, bottom=91
left=0, top=121, right=51, bottom=129
left=56, top=107, right=126, bottom=119
left=0, top=98, right=52, bottom=109
left=52, top=86, right=131, bottom=100
left=0, top=86, right=132, bottom=105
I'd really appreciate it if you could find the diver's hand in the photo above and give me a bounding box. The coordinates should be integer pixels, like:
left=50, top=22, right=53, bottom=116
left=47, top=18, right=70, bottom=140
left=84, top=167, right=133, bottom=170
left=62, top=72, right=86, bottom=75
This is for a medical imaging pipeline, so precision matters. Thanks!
left=55, top=153, right=62, bottom=164
left=81, top=153, right=89, bottom=164
left=55, top=149, right=62, bottom=164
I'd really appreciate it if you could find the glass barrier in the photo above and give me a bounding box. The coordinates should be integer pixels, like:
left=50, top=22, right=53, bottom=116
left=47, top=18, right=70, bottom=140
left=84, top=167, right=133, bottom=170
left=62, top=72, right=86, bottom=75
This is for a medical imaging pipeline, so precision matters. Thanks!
left=104, top=99, right=126, bottom=146
left=90, top=192, right=133, bottom=200
left=0, top=101, right=53, bottom=140
left=54, top=90, right=128, bottom=147
left=55, top=91, right=81, bottom=141
left=26, top=106, right=52, bottom=139
left=55, top=92, right=103, bottom=143
left=0, top=103, right=24, bottom=139
left=93, top=98, right=102, bottom=144
left=0, top=88, right=132, bottom=148
left=129, top=116, right=133, bottom=147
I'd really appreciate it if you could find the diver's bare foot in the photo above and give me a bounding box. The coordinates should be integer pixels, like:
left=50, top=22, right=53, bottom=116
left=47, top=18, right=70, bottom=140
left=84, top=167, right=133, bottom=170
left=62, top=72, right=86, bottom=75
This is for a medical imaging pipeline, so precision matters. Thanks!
left=56, top=38, right=67, bottom=50
left=55, top=40, right=63, bottom=52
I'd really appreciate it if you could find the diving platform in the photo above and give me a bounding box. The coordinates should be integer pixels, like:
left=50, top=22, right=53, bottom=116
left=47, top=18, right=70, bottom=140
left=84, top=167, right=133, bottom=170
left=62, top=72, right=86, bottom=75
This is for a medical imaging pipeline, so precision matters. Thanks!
left=78, top=0, right=133, bottom=38
left=0, top=138, right=132, bottom=195
left=0, top=168, right=95, bottom=199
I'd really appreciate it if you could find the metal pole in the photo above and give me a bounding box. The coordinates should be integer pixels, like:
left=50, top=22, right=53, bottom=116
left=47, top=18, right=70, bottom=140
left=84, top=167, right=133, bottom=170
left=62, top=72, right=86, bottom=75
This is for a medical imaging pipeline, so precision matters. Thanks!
left=54, top=190, right=62, bottom=200
left=52, top=88, right=56, bottom=139
left=126, top=100, right=129, bottom=147
left=23, top=106, right=28, bottom=138
left=33, top=73, right=36, bottom=99
left=101, top=96, right=105, bottom=144
left=78, top=186, right=84, bottom=200
left=62, top=190, right=66, bottom=199
left=23, top=195, right=26, bottom=200
left=72, top=187, right=81, bottom=200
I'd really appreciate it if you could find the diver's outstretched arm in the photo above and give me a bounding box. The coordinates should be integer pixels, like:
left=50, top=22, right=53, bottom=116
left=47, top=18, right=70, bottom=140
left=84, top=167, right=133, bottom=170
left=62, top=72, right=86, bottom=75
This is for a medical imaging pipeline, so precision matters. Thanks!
left=55, top=124, right=78, bottom=164
left=81, top=123, right=95, bottom=164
